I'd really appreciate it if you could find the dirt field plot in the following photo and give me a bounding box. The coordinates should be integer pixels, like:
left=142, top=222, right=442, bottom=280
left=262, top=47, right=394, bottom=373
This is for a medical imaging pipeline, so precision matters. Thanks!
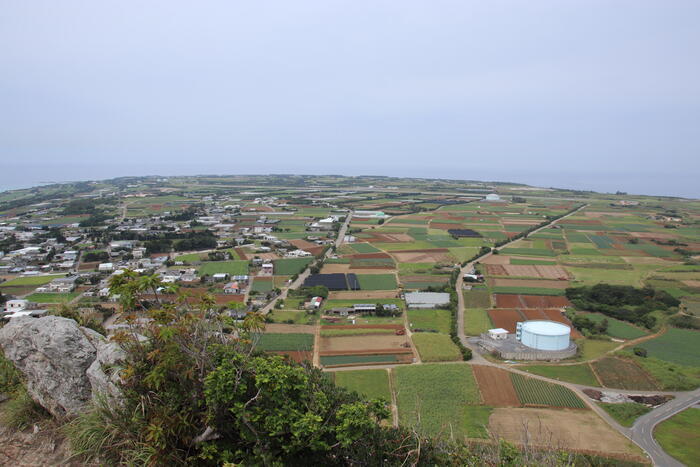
left=592, top=358, right=658, bottom=390
left=489, top=408, right=643, bottom=458
left=328, top=290, right=398, bottom=300
left=319, top=334, right=411, bottom=354
left=506, top=265, right=570, bottom=279
left=488, top=309, right=525, bottom=332
left=521, top=309, right=547, bottom=320
left=321, top=263, right=351, bottom=274
left=391, top=249, right=454, bottom=263
left=473, top=365, right=519, bottom=406
left=264, top=324, right=316, bottom=334
left=521, top=295, right=571, bottom=308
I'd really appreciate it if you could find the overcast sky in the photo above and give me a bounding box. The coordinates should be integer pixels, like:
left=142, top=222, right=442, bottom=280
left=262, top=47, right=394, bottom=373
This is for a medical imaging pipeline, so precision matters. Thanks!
left=1, top=1, right=699, bottom=197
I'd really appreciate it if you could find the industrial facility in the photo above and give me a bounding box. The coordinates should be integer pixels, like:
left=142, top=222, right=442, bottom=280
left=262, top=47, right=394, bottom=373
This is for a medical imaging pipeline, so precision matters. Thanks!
left=472, top=320, right=577, bottom=361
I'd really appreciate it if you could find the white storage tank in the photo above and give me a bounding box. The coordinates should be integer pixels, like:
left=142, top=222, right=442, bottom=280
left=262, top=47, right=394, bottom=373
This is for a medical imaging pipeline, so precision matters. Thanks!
left=519, top=320, right=571, bottom=351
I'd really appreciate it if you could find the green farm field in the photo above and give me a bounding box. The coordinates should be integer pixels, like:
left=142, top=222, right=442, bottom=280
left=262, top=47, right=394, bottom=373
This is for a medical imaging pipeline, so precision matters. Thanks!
left=638, top=328, right=700, bottom=367
left=24, top=292, right=79, bottom=303
left=581, top=313, right=648, bottom=340
left=334, top=369, right=391, bottom=401
left=394, top=364, right=481, bottom=438
left=255, top=333, right=314, bottom=351
left=356, top=274, right=397, bottom=290
left=464, top=308, right=491, bottom=336
left=0, top=274, right=65, bottom=288
left=197, top=260, right=249, bottom=276
left=273, top=257, right=313, bottom=275
left=519, top=363, right=600, bottom=387
left=411, top=333, right=461, bottom=362
left=509, top=373, right=586, bottom=408
left=407, top=309, right=451, bottom=333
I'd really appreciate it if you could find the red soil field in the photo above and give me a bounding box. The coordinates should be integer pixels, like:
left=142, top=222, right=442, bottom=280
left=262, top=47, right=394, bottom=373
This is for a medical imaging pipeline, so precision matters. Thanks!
left=488, top=309, right=525, bottom=332
left=494, top=294, right=524, bottom=308
left=522, top=309, right=548, bottom=320
left=473, top=365, right=519, bottom=406
left=351, top=252, right=393, bottom=259
left=234, top=247, right=248, bottom=260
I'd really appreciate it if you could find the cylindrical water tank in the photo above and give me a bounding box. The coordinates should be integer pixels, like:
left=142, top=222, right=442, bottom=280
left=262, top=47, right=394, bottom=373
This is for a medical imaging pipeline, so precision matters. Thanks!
left=520, top=320, right=571, bottom=351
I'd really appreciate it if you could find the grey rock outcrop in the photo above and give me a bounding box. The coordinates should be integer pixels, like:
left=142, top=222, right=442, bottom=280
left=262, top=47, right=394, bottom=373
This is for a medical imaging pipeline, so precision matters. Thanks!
left=0, top=316, right=125, bottom=418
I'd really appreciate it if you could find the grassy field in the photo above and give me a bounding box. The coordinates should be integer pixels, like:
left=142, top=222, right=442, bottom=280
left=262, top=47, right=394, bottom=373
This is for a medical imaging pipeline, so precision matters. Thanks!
left=268, top=310, right=316, bottom=325
left=321, top=354, right=398, bottom=366
left=334, top=369, right=391, bottom=401
left=463, top=288, right=491, bottom=308
left=510, top=258, right=557, bottom=265
left=464, top=308, right=492, bottom=335
left=598, top=402, right=651, bottom=427
left=407, top=309, right=451, bottom=333
left=654, top=408, right=700, bottom=466
left=592, top=358, right=658, bottom=390
left=581, top=313, right=648, bottom=340
left=0, top=274, right=65, bottom=288
left=394, top=364, right=481, bottom=438
left=579, top=338, right=619, bottom=361
left=24, top=292, right=79, bottom=303
left=638, top=328, right=700, bottom=367
left=499, top=247, right=557, bottom=257
left=411, top=333, right=461, bottom=362
left=251, top=278, right=274, bottom=293
left=350, top=243, right=380, bottom=253
left=509, top=373, right=586, bottom=408
left=254, top=333, right=314, bottom=351
left=197, top=260, right=249, bottom=276
left=623, top=353, right=700, bottom=391
left=173, top=252, right=206, bottom=263
left=519, top=363, right=600, bottom=386
left=273, top=257, right=313, bottom=275
left=355, top=274, right=398, bottom=291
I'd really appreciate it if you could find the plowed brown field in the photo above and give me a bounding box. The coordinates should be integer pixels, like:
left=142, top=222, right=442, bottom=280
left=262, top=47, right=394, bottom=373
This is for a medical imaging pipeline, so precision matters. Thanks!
left=488, top=309, right=525, bottom=332
left=473, top=365, right=519, bottom=406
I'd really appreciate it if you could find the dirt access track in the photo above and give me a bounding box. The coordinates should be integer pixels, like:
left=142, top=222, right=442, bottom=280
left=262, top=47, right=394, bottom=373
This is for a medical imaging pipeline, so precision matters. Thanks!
left=488, top=408, right=644, bottom=459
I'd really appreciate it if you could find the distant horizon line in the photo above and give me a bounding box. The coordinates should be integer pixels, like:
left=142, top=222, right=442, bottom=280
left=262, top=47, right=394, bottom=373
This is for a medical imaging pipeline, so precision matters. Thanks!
left=1, top=172, right=697, bottom=201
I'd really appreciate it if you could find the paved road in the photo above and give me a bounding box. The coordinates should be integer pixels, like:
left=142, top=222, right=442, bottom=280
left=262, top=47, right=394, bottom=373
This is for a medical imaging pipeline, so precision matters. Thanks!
left=259, top=211, right=353, bottom=315
left=627, top=388, right=700, bottom=467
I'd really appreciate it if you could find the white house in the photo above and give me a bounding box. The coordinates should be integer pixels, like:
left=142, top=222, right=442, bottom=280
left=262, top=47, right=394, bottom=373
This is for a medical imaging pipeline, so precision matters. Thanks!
left=488, top=328, right=509, bottom=340
left=98, top=263, right=114, bottom=272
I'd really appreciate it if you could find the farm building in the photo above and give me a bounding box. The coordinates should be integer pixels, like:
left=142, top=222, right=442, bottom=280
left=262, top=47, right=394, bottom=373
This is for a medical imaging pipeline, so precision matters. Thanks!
left=261, top=263, right=274, bottom=275
left=404, top=292, right=450, bottom=309
left=485, top=193, right=501, bottom=201
left=223, top=282, right=241, bottom=294
left=516, top=320, right=571, bottom=351
left=98, top=263, right=114, bottom=272
left=488, top=328, right=508, bottom=340
left=353, top=304, right=376, bottom=313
